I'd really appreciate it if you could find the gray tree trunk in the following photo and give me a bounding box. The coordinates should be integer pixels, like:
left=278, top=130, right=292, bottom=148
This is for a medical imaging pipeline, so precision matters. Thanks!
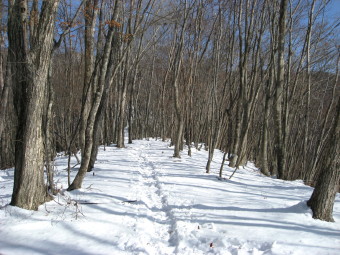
left=0, top=48, right=8, bottom=137
left=172, top=1, right=189, bottom=158
left=68, top=1, right=120, bottom=190
left=274, top=0, right=288, bottom=179
left=260, top=89, right=271, bottom=176
left=307, top=98, right=340, bottom=222
left=80, top=0, right=99, bottom=155
left=9, top=0, right=59, bottom=210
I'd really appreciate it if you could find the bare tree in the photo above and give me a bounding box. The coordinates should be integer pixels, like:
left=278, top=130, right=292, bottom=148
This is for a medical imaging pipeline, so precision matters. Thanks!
left=79, top=0, right=99, bottom=156
left=68, top=1, right=120, bottom=190
left=171, top=0, right=190, bottom=158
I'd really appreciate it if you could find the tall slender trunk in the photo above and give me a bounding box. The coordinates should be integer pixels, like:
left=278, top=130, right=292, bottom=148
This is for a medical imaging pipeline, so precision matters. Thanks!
left=172, top=2, right=188, bottom=158
left=117, top=53, right=130, bottom=148
left=229, top=1, right=244, bottom=168
left=44, top=65, right=56, bottom=194
left=260, top=89, right=271, bottom=176
left=0, top=55, right=10, bottom=137
left=206, top=6, right=222, bottom=173
left=302, top=0, right=315, bottom=176
left=274, top=0, right=288, bottom=179
left=68, top=3, right=118, bottom=190
left=128, top=64, right=139, bottom=144
left=80, top=0, right=99, bottom=156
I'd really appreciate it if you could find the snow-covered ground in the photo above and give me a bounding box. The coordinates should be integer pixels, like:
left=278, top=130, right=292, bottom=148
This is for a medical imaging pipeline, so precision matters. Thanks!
left=0, top=138, right=339, bottom=255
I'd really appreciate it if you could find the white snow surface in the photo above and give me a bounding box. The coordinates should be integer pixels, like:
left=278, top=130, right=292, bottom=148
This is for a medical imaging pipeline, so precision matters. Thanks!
left=1, top=138, right=340, bottom=255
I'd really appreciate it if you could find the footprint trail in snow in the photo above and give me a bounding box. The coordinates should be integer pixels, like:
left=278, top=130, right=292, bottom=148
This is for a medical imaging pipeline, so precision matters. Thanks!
left=0, top=138, right=339, bottom=255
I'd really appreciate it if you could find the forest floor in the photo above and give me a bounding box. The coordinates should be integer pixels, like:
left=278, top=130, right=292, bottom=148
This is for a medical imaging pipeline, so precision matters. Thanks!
left=0, top=138, right=340, bottom=255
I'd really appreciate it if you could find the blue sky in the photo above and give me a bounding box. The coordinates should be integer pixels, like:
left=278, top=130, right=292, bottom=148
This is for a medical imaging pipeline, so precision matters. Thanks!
left=326, top=0, right=340, bottom=22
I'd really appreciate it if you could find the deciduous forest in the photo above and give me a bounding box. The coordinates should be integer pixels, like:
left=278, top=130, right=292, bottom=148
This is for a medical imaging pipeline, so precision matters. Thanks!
left=0, top=0, right=339, bottom=222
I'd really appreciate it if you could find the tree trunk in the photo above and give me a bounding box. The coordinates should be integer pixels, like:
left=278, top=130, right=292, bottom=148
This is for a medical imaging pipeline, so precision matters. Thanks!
left=260, top=91, right=270, bottom=176
left=88, top=29, right=122, bottom=172
left=171, top=1, right=189, bottom=158
left=307, top=98, right=340, bottom=222
left=68, top=1, right=121, bottom=190
left=9, top=0, right=59, bottom=210
left=80, top=0, right=99, bottom=155
left=44, top=65, right=56, bottom=194
left=116, top=62, right=128, bottom=148
left=302, top=0, right=315, bottom=176
left=0, top=46, right=8, bottom=137
left=274, top=0, right=288, bottom=179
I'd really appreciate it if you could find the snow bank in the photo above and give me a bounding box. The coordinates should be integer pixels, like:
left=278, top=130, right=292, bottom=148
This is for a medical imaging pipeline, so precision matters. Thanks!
left=0, top=139, right=339, bottom=255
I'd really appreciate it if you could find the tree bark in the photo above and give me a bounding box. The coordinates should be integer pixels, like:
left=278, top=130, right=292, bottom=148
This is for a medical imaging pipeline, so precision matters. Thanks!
left=307, top=98, right=340, bottom=222
left=9, top=0, right=59, bottom=210
left=274, top=0, right=288, bottom=179
left=68, top=1, right=120, bottom=190
left=260, top=85, right=271, bottom=176
left=172, top=1, right=189, bottom=158
left=80, top=0, right=99, bottom=155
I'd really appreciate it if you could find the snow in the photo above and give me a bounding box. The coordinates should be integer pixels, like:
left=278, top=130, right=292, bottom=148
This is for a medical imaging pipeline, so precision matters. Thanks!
left=1, top=138, right=340, bottom=255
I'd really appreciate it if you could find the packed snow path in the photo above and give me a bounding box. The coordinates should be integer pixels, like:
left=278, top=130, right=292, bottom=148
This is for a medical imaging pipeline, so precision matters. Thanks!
left=1, top=138, right=340, bottom=255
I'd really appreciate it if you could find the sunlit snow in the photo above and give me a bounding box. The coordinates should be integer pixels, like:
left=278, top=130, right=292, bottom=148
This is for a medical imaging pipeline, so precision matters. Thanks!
left=0, top=138, right=339, bottom=255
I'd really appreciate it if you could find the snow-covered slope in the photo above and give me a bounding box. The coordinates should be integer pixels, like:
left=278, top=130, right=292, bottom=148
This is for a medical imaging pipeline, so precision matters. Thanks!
left=1, top=138, right=339, bottom=255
